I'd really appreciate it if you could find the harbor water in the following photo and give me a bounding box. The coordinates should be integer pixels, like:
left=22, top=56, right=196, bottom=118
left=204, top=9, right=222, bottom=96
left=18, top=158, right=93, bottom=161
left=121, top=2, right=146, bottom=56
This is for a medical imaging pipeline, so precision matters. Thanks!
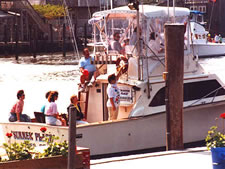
left=0, top=55, right=80, bottom=122
left=0, top=55, right=225, bottom=122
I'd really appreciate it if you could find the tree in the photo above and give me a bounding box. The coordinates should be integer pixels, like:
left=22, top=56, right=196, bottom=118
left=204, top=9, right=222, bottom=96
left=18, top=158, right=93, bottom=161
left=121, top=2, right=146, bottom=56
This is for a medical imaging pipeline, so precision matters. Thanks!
left=33, top=4, right=66, bottom=19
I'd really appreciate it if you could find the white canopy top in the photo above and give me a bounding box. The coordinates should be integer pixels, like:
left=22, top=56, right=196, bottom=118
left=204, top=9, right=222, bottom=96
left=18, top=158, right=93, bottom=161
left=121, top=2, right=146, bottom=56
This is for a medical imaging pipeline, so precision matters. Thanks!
left=92, top=5, right=190, bottom=19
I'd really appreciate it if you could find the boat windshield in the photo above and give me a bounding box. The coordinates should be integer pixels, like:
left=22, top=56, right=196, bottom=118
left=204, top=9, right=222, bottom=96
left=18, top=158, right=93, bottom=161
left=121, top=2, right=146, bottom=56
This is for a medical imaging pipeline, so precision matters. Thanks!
left=90, top=13, right=189, bottom=56
left=190, top=11, right=206, bottom=25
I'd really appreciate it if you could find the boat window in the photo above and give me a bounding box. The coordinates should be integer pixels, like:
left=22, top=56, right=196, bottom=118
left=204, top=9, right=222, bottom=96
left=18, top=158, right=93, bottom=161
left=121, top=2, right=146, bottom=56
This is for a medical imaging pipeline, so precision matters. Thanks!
left=146, top=16, right=189, bottom=56
left=149, top=80, right=225, bottom=107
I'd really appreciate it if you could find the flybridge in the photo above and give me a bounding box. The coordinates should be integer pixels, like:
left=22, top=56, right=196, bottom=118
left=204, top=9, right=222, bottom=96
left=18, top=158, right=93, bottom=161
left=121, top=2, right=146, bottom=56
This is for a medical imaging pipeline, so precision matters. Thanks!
left=92, top=5, right=190, bottom=19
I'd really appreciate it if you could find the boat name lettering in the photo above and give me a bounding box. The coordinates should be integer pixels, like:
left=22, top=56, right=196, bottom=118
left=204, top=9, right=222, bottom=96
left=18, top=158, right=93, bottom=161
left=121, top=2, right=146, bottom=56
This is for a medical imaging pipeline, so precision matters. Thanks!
left=10, top=131, right=54, bottom=141
left=11, top=131, right=33, bottom=140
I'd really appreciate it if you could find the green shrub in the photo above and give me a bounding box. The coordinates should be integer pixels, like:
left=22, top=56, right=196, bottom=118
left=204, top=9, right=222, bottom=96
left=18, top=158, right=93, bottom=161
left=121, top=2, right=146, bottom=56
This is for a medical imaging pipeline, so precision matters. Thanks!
left=3, top=141, right=34, bottom=161
left=42, top=136, right=68, bottom=157
left=33, top=4, right=66, bottom=19
left=2, top=135, right=69, bottom=161
left=205, top=126, right=225, bottom=150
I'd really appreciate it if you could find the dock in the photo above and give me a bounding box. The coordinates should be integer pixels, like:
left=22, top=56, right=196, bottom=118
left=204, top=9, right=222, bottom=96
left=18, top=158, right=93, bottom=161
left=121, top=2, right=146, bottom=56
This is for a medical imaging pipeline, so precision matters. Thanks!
left=91, top=147, right=212, bottom=169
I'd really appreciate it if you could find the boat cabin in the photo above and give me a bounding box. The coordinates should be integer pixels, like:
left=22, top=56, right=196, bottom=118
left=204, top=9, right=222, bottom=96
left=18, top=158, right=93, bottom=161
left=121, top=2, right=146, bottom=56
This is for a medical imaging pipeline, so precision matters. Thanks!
left=79, top=5, right=225, bottom=123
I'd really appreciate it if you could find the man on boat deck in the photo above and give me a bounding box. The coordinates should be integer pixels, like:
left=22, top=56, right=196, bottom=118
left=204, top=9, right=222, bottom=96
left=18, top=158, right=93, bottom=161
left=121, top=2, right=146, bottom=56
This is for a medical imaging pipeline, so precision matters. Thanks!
left=79, top=48, right=99, bottom=92
left=111, top=32, right=125, bottom=55
left=148, top=32, right=164, bottom=55
left=107, top=69, right=123, bottom=120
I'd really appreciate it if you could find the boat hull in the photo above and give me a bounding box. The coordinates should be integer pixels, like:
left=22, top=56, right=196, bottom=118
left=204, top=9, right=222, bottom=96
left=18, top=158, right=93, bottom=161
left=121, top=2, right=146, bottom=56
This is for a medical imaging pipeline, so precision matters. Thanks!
left=192, top=43, right=225, bottom=58
left=0, top=101, right=224, bottom=156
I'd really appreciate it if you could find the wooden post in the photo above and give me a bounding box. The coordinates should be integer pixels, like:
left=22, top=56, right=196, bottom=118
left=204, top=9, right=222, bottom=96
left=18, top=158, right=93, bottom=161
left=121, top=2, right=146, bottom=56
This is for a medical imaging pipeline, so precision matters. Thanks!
left=15, top=24, right=19, bottom=61
left=4, top=24, right=8, bottom=56
left=62, top=23, right=66, bottom=57
left=67, top=107, right=77, bottom=169
left=164, top=23, right=184, bottom=150
left=20, top=10, right=24, bottom=41
left=33, top=26, right=37, bottom=59
left=136, top=4, right=141, bottom=80
left=74, top=23, right=77, bottom=41
left=84, top=23, right=87, bottom=47
left=50, top=24, right=53, bottom=53
left=29, top=25, right=32, bottom=55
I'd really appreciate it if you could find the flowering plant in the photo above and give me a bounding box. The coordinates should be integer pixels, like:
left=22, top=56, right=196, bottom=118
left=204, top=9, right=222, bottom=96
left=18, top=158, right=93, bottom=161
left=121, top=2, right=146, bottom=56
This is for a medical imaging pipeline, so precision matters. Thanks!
left=6, top=133, right=12, bottom=138
left=40, top=127, right=47, bottom=133
left=205, top=113, right=225, bottom=150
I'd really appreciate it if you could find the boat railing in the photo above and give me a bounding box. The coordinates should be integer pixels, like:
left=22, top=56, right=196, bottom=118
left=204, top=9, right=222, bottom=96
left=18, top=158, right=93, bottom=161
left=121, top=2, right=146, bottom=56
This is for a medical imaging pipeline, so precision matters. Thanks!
left=187, top=86, right=225, bottom=107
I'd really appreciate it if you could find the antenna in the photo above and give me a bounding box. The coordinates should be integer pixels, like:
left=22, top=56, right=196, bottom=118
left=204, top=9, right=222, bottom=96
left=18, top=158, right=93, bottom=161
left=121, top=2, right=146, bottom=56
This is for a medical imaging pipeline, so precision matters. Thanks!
left=167, top=0, right=169, bottom=21
left=173, top=0, right=176, bottom=23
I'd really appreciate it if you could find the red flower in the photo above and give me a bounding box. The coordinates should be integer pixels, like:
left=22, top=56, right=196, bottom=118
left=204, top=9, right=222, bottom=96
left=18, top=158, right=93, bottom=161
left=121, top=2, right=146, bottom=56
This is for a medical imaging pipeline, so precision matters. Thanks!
left=220, top=113, right=225, bottom=119
left=6, top=133, right=12, bottom=138
left=40, top=127, right=47, bottom=133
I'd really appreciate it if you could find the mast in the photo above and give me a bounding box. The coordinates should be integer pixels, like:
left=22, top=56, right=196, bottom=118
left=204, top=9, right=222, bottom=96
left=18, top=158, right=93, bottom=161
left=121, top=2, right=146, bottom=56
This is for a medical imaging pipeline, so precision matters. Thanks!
left=167, top=0, right=170, bottom=21
left=136, top=0, right=141, bottom=80
left=173, top=0, right=176, bottom=23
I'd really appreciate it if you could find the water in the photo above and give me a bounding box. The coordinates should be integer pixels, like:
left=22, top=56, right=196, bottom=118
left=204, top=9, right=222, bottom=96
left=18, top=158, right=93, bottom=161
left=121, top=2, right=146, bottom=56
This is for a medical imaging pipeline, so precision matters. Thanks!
left=199, top=56, right=225, bottom=82
left=1, top=55, right=225, bottom=122
left=0, top=56, right=80, bottom=122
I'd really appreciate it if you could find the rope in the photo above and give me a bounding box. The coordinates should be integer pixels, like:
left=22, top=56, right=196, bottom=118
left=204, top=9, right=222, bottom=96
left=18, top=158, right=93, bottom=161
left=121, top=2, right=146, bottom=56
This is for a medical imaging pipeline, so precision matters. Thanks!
left=86, top=0, right=92, bottom=19
left=62, top=0, right=80, bottom=58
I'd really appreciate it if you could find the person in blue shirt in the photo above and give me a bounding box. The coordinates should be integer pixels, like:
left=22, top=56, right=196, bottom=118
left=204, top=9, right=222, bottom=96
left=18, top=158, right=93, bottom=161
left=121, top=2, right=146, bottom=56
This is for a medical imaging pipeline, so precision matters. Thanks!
left=40, top=91, right=51, bottom=113
left=78, top=48, right=99, bottom=92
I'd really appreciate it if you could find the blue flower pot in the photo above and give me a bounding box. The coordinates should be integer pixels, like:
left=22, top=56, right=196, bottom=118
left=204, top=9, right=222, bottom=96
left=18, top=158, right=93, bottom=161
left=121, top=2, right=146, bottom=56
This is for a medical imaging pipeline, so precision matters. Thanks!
left=211, top=147, right=225, bottom=169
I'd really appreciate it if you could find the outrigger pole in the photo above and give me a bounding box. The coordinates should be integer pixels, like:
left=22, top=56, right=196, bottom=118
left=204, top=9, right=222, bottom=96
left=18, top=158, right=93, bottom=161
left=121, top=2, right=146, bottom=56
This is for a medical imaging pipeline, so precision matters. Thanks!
left=128, top=0, right=141, bottom=80
left=173, top=0, right=176, bottom=23
left=136, top=1, right=141, bottom=80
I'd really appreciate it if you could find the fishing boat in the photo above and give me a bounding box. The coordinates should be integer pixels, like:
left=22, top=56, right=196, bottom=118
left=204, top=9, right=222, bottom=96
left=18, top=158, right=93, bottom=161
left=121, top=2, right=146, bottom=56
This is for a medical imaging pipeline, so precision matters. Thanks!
left=190, top=10, right=225, bottom=58
left=1, top=5, right=225, bottom=157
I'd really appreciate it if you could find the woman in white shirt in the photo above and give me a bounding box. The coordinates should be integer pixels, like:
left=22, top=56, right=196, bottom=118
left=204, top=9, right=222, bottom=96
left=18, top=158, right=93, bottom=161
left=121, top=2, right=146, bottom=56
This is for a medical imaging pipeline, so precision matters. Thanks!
left=45, top=91, right=66, bottom=126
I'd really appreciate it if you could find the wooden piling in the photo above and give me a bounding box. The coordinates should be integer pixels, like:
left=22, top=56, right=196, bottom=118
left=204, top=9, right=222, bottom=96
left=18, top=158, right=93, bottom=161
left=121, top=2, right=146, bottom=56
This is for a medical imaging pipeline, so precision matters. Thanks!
left=15, top=24, right=19, bottom=61
left=29, top=25, right=32, bottom=55
left=50, top=24, right=53, bottom=52
left=62, top=23, right=66, bottom=57
left=33, top=26, right=37, bottom=59
left=67, top=107, right=77, bottom=169
left=4, top=25, right=8, bottom=56
left=84, top=23, right=87, bottom=47
left=164, top=23, right=185, bottom=150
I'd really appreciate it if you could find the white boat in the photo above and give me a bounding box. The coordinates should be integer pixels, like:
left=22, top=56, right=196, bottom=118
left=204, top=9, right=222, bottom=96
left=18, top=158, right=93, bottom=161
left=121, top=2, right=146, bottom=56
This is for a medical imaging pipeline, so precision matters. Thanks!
left=190, top=10, right=225, bottom=58
left=1, top=5, right=225, bottom=157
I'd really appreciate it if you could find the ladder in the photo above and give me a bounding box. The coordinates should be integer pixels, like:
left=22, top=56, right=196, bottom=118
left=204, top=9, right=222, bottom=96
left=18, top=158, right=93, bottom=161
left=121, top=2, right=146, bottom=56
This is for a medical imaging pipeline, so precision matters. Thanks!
left=78, top=90, right=89, bottom=120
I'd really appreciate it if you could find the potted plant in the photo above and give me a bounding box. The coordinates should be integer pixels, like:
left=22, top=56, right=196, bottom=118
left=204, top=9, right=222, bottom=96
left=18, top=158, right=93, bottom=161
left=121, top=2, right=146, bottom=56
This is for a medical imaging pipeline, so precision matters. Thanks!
left=205, top=113, right=225, bottom=169
left=0, top=128, right=87, bottom=169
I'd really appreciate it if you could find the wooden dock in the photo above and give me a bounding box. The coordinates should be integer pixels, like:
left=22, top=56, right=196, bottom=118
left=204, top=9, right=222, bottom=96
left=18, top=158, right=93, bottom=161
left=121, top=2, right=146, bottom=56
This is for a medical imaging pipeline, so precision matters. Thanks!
left=91, top=147, right=212, bottom=169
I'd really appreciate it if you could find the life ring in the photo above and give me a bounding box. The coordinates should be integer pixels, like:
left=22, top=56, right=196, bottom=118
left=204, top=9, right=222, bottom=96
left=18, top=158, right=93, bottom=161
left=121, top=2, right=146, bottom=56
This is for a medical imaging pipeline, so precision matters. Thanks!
left=116, top=56, right=128, bottom=74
